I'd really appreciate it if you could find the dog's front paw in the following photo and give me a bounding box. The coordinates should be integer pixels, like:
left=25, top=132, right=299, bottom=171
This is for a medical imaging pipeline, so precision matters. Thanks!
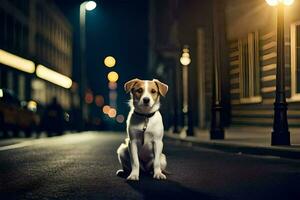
left=153, top=172, right=166, bottom=180
left=127, top=173, right=139, bottom=181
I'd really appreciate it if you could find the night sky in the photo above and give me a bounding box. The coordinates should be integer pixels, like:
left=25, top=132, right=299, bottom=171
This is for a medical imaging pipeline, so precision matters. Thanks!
left=54, top=0, right=149, bottom=123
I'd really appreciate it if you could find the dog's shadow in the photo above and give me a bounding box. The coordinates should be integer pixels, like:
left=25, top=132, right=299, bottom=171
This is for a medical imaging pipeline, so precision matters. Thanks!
left=124, top=174, right=217, bottom=200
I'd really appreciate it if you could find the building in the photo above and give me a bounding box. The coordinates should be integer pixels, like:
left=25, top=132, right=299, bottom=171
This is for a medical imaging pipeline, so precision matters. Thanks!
left=0, top=0, right=73, bottom=110
left=149, top=0, right=300, bottom=134
left=225, top=0, right=300, bottom=127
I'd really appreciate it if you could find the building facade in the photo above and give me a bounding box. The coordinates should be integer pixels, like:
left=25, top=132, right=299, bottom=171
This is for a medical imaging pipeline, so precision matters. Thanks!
left=149, top=0, right=300, bottom=133
left=0, top=0, right=73, bottom=110
left=226, top=0, right=300, bottom=126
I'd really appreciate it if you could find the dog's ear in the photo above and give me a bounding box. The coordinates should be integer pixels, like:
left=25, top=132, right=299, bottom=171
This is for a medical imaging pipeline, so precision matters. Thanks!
left=124, top=78, right=140, bottom=93
left=153, top=79, right=168, bottom=97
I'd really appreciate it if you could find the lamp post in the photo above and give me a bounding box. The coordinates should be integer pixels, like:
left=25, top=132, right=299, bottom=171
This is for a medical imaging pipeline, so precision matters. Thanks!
left=79, top=1, right=97, bottom=129
left=210, top=0, right=224, bottom=140
left=180, top=46, right=192, bottom=136
left=266, top=0, right=293, bottom=145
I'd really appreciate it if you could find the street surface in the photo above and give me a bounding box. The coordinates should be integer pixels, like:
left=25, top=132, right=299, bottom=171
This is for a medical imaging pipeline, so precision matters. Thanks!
left=0, top=132, right=300, bottom=200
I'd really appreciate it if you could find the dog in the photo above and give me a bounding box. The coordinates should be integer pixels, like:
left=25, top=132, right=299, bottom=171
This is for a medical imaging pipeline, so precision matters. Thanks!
left=116, top=78, right=168, bottom=181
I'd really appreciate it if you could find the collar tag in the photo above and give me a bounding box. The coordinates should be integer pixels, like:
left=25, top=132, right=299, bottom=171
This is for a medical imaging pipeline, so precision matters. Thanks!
left=142, top=117, right=149, bottom=132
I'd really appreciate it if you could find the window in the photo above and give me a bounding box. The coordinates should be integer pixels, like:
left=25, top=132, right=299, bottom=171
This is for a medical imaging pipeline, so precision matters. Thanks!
left=18, top=74, right=25, bottom=101
left=238, top=31, right=262, bottom=104
left=290, top=22, right=300, bottom=101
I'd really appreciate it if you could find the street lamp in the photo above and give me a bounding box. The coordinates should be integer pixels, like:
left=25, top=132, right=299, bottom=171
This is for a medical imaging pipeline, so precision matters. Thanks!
left=265, top=0, right=293, bottom=145
left=85, top=1, right=97, bottom=11
left=210, top=0, right=224, bottom=140
left=180, top=46, right=192, bottom=136
left=79, top=1, right=97, bottom=129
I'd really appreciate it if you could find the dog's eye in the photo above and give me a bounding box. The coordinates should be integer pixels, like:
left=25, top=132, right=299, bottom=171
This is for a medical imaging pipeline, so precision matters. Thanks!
left=137, top=88, right=143, bottom=93
left=151, top=89, right=156, bottom=94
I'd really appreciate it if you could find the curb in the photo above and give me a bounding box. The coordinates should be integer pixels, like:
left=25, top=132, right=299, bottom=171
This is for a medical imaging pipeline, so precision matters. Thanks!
left=165, top=133, right=300, bottom=160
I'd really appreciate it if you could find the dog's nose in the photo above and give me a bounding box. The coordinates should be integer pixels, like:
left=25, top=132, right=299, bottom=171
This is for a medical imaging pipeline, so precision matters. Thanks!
left=143, top=97, right=150, bottom=104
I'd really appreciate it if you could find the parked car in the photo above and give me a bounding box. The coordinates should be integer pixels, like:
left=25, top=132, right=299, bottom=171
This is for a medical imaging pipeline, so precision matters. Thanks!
left=0, top=89, right=39, bottom=137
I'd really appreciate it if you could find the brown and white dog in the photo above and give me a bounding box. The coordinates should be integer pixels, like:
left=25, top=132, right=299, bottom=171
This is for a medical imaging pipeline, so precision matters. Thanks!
left=117, top=78, right=168, bottom=181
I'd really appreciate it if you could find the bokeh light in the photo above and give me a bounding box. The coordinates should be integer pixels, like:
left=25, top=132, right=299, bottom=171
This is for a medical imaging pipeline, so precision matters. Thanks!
left=108, top=108, right=117, bottom=118
left=95, top=95, right=104, bottom=107
left=104, top=56, right=116, bottom=68
left=109, top=91, right=117, bottom=100
left=85, top=92, right=93, bottom=104
left=108, top=81, right=117, bottom=90
left=107, top=71, right=119, bottom=82
left=27, top=100, right=37, bottom=112
left=116, top=114, right=125, bottom=123
left=102, top=105, right=110, bottom=114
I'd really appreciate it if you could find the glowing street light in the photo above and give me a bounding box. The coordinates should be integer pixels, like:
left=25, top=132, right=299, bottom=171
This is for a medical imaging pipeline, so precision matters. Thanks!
left=104, top=56, right=116, bottom=68
left=265, top=0, right=294, bottom=6
left=107, top=71, right=119, bottom=82
left=265, top=0, right=294, bottom=145
left=180, top=48, right=191, bottom=66
left=36, top=65, right=72, bottom=89
left=179, top=46, right=192, bottom=136
left=85, top=1, right=97, bottom=11
left=0, top=49, right=35, bottom=73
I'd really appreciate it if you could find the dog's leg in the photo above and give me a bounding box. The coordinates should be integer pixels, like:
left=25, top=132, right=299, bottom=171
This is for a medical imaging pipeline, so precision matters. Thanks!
left=153, top=140, right=166, bottom=180
left=127, top=139, right=141, bottom=181
left=160, top=153, right=167, bottom=171
left=116, top=143, right=131, bottom=177
left=145, top=153, right=167, bottom=172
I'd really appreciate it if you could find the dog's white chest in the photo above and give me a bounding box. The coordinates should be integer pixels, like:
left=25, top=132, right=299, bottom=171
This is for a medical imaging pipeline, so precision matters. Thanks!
left=127, top=111, right=164, bottom=142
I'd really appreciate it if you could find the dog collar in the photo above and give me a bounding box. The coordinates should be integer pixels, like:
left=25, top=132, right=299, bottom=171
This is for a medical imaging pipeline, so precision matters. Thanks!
left=134, top=111, right=156, bottom=133
left=133, top=111, right=156, bottom=118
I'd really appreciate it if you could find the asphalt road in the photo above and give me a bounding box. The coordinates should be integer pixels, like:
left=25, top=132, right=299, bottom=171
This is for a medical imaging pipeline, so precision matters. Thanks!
left=0, top=132, right=300, bottom=200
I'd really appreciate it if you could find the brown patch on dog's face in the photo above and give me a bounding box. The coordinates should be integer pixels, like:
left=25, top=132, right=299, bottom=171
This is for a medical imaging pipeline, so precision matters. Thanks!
left=131, top=81, right=145, bottom=101
left=147, top=81, right=159, bottom=102
left=153, top=79, right=168, bottom=97
left=124, top=78, right=141, bottom=93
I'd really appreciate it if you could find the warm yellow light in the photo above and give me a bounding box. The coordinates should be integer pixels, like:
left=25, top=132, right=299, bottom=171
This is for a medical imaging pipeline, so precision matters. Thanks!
left=283, top=0, right=294, bottom=6
left=180, top=56, right=191, bottom=66
left=103, top=105, right=110, bottom=114
left=104, top=56, right=116, bottom=68
left=266, top=0, right=279, bottom=6
left=0, top=49, right=35, bottom=73
left=108, top=108, right=117, bottom=118
left=0, top=89, right=3, bottom=98
left=182, top=52, right=190, bottom=57
left=27, top=100, right=37, bottom=112
left=36, top=65, right=72, bottom=89
left=107, top=71, right=119, bottom=82
left=85, top=1, right=97, bottom=11
left=265, top=0, right=294, bottom=6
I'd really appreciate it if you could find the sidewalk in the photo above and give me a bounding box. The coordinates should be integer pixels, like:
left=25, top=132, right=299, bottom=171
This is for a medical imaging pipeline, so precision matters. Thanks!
left=165, top=127, right=300, bottom=160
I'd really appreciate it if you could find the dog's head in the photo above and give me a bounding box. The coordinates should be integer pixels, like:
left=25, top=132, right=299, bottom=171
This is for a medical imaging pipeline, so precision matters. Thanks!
left=124, top=78, right=168, bottom=113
